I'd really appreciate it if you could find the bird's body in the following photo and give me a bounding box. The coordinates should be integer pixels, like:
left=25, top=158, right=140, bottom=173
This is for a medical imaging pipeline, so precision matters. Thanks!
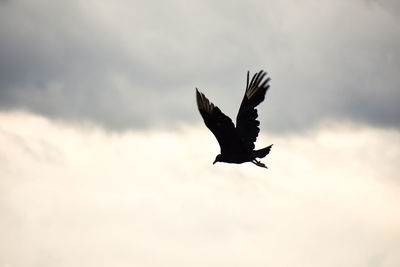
left=196, top=70, right=273, bottom=169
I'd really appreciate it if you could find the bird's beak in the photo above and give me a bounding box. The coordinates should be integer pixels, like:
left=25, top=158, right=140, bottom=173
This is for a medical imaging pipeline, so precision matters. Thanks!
left=213, top=159, right=217, bottom=165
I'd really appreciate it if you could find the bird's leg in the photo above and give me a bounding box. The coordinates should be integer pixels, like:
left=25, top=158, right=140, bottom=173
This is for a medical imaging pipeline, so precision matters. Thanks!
left=251, top=159, right=268, bottom=169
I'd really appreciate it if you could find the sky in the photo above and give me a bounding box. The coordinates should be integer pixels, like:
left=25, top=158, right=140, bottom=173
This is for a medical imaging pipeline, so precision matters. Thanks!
left=0, top=0, right=400, bottom=266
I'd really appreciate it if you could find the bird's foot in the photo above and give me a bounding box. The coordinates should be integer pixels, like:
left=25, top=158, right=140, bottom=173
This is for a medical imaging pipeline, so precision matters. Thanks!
left=252, top=159, right=268, bottom=169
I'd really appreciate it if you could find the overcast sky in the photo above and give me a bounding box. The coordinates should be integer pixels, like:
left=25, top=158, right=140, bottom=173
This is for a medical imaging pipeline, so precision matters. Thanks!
left=1, top=0, right=400, bottom=267
left=1, top=0, right=400, bottom=132
left=1, top=112, right=399, bottom=267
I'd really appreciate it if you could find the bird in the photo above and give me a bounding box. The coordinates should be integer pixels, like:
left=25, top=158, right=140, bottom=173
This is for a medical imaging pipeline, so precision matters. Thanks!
left=196, top=70, right=273, bottom=169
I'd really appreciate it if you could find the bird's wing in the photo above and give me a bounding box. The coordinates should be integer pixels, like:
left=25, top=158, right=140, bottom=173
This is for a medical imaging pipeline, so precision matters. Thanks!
left=196, top=89, right=242, bottom=154
left=235, top=70, right=270, bottom=151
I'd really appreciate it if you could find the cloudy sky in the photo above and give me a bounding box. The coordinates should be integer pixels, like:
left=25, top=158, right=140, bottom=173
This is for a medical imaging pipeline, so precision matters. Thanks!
left=1, top=0, right=400, bottom=266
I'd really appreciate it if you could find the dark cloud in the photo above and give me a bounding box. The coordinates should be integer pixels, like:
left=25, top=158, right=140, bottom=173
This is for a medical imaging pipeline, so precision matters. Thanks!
left=365, top=0, right=400, bottom=16
left=1, top=0, right=399, bottom=132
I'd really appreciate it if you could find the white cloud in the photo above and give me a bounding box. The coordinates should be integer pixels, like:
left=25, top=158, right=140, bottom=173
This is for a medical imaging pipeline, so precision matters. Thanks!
left=0, top=112, right=399, bottom=267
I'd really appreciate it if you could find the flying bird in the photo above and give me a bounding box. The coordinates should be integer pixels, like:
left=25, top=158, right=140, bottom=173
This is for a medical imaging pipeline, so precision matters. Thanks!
left=196, top=70, right=273, bottom=169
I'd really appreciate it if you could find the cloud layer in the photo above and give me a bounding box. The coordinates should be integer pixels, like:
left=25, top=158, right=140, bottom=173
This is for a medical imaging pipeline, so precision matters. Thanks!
left=1, top=111, right=399, bottom=267
left=1, top=0, right=399, bottom=131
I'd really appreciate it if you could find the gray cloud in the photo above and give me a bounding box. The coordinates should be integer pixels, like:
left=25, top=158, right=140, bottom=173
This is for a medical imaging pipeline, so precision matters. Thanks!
left=365, top=0, right=400, bottom=16
left=1, top=0, right=399, bottom=132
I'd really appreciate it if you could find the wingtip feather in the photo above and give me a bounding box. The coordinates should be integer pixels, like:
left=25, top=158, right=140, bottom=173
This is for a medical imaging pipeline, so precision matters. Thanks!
left=196, top=89, right=215, bottom=115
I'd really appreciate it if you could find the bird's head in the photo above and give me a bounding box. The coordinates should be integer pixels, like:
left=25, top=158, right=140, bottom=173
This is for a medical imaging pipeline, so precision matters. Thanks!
left=213, top=154, right=222, bottom=165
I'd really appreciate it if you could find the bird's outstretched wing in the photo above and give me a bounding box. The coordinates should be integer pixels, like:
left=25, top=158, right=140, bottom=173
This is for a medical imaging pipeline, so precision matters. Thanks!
left=236, top=70, right=270, bottom=151
left=196, top=89, right=243, bottom=154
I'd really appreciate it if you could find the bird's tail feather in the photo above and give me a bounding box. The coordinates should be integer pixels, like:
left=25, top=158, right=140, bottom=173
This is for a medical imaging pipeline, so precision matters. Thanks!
left=253, top=144, right=273, bottom=159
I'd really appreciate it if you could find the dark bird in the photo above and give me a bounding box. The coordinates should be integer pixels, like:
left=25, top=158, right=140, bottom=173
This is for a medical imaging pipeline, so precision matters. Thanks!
left=196, top=70, right=273, bottom=169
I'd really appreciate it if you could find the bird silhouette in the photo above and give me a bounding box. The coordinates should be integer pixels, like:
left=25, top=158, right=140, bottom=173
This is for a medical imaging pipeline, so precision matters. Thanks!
left=196, top=70, right=273, bottom=169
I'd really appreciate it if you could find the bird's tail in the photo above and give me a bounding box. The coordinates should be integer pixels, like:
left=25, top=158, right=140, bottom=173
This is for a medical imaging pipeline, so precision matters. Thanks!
left=252, top=144, right=273, bottom=159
